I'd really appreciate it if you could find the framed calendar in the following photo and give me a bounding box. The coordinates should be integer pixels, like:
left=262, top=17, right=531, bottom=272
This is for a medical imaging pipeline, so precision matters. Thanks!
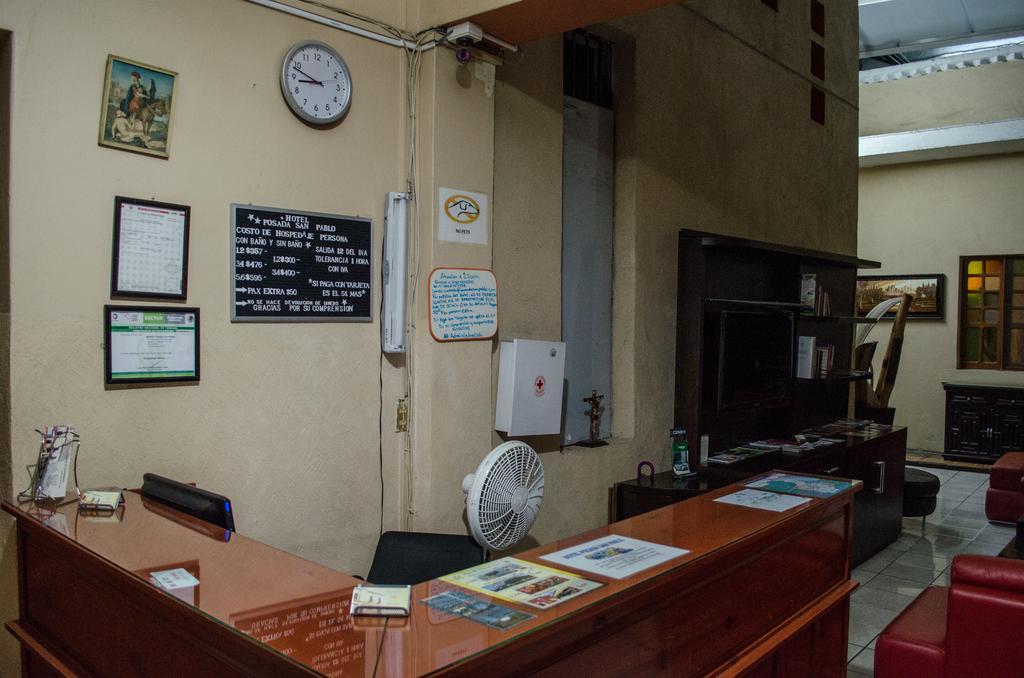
left=111, top=196, right=190, bottom=300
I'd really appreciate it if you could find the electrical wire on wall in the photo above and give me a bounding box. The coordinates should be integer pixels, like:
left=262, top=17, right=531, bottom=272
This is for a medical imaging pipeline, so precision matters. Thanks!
left=378, top=294, right=385, bottom=537
left=245, top=0, right=499, bottom=534
left=400, top=30, right=437, bottom=531
left=267, top=0, right=445, bottom=533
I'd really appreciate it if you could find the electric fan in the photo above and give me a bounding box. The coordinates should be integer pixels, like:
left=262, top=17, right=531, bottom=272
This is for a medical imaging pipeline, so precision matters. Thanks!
left=462, top=441, right=544, bottom=551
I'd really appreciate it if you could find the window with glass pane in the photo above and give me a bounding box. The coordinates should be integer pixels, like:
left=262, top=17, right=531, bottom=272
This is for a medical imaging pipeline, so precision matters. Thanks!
left=1008, top=257, right=1024, bottom=368
left=959, top=255, right=1024, bottom=370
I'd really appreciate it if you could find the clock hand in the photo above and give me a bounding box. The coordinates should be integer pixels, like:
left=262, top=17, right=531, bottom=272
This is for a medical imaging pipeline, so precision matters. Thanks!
left=292, top=65, right=323, bottom=86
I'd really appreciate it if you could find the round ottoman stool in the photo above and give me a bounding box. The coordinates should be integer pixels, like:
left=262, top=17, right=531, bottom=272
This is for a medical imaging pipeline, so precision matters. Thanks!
left=903, top=468, right=940, bottom=527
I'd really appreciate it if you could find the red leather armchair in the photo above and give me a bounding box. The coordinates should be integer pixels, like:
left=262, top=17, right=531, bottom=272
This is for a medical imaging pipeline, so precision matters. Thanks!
left=986, top=451, right=1024, bottom=523
left=875, top=554, right=1024, bottom=678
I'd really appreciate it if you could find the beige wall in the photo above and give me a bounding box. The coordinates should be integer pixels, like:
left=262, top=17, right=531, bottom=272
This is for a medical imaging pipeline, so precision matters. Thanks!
left=860, top=61, right=1024, bottom=136
left=494, top=1, right=859, bottom=546
left=3, top=0, right=410, bottom=567
left=859, top=62, right=1024, bottom=453
left=406, top=47, right=498, bottom=536
left=860, top=155, right=1024, bottom=452
left=0, top=0, right=498, bottom=671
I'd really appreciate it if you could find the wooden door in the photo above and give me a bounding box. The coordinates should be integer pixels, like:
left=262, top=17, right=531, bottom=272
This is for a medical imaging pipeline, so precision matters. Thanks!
left=947, top=396, right=987, bottom=458
left=991, top=400, right=1024, bottom=458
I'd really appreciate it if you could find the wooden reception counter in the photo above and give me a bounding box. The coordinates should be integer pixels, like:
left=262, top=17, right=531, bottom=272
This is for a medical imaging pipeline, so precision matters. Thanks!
left=4, top=473, right=859, bottom=677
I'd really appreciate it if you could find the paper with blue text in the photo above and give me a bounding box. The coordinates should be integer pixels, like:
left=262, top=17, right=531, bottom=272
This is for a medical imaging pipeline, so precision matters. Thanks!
left=540, top=535, right=690, bottom=579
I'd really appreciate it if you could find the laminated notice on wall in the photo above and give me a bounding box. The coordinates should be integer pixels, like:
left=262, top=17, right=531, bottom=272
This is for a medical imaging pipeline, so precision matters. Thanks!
left=437, top=187, right=489, bottom=245
left=429, top=268, right=498, bottom=342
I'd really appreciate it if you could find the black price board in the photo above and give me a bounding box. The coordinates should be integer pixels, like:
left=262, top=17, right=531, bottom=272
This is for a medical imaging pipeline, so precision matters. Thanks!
left=231, top=204, right=373, bottom=322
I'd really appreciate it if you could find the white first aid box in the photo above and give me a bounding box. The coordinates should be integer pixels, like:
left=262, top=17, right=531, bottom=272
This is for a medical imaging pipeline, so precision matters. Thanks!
left=495, top=339, right=566, bottom=436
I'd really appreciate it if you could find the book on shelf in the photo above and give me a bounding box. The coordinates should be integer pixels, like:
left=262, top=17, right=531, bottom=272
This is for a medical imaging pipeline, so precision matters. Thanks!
left=814, top=344, right=834, bottom=378
left=815, top=288, right=832, bottom=316
left=350, top=585, right=412, bottom=617
left=707, top=446, right=769, bottom=465
left=745, top=440, right=784, bottom=451
left=800, top=274, right=817, bottom=312
left=796, top=336, right=816, bottom=379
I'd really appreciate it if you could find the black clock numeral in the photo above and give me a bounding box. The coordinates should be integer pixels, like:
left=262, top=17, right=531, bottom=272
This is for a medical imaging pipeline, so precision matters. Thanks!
left=315, top=53, right=321, bottom=61
left=303, top=53, right=309, bottom=61
left=336, top=84, right=340, bottom=92
left=314, top=105, right=318, bottom=112
left=294, top=86, right=299, bottom=94
left=334, top=72, right=338, bottom=78
left=291, top=72, right=296, bottom=80
left=333, top=96, right=338, bottom=103
left=303, top=98, right=307, bottom=105
left=326, top=103, right=330, bottom=111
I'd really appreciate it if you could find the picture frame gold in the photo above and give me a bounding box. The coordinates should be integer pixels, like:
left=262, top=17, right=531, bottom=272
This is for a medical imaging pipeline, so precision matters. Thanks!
left=98, top=54, right=177, bottom=159
left=856, top=274, right=946, bottom=320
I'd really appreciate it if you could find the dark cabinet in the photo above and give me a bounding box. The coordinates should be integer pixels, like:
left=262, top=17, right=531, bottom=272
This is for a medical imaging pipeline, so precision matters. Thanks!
left=611, top=428, right=907, bottom=567
left=844, top=434, right=905, bottom=565
left=944, top=383, right=1024, bottom=463
left=613, top=474, right=722, bottom=521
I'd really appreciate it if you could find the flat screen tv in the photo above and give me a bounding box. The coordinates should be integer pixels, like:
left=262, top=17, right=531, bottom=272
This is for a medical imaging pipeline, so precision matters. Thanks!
left=705, top=309, right=794, bottom=412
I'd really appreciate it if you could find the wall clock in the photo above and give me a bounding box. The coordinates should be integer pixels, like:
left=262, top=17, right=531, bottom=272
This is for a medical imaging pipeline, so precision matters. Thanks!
left=280, top=40, right=352, bottom=126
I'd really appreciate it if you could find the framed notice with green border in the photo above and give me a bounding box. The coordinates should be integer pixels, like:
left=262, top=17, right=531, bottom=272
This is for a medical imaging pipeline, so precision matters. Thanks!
left=104, top=305, right=200, bottom=384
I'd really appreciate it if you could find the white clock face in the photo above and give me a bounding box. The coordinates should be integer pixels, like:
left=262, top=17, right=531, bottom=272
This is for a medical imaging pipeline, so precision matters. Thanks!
left=280, top=41, right=352, bottom=125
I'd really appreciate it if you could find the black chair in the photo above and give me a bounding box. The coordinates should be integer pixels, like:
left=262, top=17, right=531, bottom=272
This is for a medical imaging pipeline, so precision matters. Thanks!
left=140, top=473, right=236, bottom=532
left=367, top=531, right=485, bottom=585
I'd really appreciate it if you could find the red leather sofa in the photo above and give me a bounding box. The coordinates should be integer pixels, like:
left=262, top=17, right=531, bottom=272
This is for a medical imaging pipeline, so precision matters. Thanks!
left=986, top=451, right=1024, bottom=523
left=875, top=555, right=1024, bottom=678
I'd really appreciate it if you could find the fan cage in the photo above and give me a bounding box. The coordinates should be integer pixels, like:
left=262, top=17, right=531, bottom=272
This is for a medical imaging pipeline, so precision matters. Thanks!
left=469, top=442, right=544, bottom=550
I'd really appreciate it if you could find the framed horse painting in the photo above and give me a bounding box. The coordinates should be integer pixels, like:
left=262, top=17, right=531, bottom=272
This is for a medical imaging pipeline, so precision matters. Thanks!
left=98, top=55, right=178, bottom=159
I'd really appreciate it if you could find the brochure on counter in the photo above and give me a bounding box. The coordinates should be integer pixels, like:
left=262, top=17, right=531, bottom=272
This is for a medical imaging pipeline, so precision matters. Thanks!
left=745, top=473, right=855, bottom=499
left=714, top=488, right=811, bottom=512
left=422, top=589, right=534, bottom=630
left=440, top=558, right=602, bottom=610
left=540, top=535, right=690, bottom=580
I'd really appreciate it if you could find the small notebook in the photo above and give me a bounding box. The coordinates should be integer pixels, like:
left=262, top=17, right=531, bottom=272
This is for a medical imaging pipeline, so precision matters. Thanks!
left=350, top=585, right=412, bottom=617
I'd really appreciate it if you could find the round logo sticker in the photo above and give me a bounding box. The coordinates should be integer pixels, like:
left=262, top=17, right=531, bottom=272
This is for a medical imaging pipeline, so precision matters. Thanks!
left=534, top=376, right=546, bottom=398
left=444, top=194, right=481, bottom=224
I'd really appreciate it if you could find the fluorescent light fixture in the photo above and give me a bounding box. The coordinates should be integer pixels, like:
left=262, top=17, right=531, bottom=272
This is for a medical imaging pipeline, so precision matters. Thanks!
left=382, top=192, right=410, bottom=354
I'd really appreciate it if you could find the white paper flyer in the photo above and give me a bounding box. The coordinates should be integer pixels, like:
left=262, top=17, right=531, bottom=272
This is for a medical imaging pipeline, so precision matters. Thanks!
left=714, top=489, right=811, bottom=513
left=540, top=535, right=690, bottom=580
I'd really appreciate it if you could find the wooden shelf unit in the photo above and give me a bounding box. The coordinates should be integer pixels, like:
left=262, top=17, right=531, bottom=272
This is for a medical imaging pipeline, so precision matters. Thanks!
left=675, top=229, right=881, bottom=458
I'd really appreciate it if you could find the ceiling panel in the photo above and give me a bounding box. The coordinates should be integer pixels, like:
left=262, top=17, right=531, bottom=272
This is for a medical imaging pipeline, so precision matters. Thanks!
left=963, top=0, right=1024, bottom=32
left=859, top=0, right=1024, bottom=56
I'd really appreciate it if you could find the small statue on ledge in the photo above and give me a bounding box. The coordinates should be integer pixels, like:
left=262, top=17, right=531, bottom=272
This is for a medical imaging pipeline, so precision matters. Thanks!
left=579, top=389, right=609, bottom=448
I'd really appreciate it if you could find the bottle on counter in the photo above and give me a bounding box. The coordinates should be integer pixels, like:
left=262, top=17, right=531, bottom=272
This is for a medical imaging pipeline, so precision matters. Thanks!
left=672, top=427, right=691, bottom=477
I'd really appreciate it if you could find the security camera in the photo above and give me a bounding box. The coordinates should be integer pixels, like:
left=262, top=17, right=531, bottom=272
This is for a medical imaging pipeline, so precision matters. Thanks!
left=455, top=47, right=472, bottom=65
left=447, top=21, right=484, bottom=46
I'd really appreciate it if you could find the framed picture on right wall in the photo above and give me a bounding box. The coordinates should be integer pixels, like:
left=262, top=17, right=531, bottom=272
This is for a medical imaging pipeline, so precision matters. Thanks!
left=856, top=274, right=945, bottom=320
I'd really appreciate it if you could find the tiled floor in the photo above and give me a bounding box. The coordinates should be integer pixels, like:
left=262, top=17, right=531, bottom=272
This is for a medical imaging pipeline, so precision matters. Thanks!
left=845, top=466, right=1016, bottom=677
